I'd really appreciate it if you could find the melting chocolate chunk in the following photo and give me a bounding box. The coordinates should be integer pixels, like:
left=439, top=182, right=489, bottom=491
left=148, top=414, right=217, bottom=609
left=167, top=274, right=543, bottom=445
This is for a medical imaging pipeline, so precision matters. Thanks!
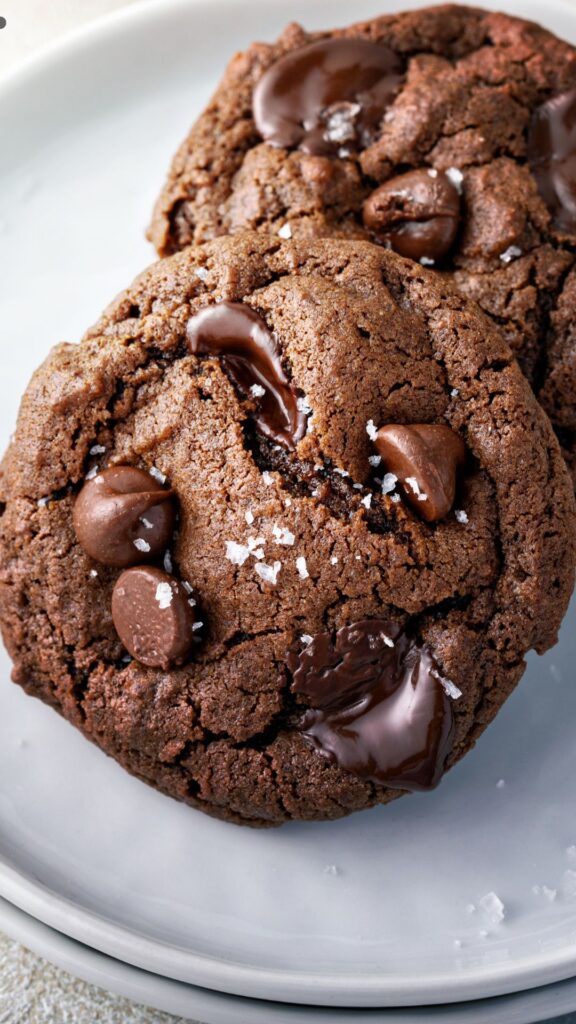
left=73, top=466, right=175, bottom=567
left=111, top=566, right=196, bottom=670
left=528, top=87, right=576, bottom=234
left=187, top=302, right=306, bottom=449
left=289, top=620, right=454, bottom=791
left=362, top=169, right=461, bottom=261
left=253, top=37, right=402, bottom=156
left=375, top=424, right=465, bottom=522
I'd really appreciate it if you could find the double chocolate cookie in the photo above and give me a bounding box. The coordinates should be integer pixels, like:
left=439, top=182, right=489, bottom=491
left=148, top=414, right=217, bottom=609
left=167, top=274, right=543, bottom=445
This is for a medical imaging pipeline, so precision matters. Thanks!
left=0, top=233, right=574, bottom=826
left=148, top=4, right=576, bottom=480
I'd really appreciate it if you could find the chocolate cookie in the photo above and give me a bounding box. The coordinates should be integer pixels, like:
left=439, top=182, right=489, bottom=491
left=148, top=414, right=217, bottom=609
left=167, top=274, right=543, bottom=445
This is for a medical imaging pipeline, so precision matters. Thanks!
left=148, top=4, right=576, bottom=481
left=0, top=233, right=574, bottom=826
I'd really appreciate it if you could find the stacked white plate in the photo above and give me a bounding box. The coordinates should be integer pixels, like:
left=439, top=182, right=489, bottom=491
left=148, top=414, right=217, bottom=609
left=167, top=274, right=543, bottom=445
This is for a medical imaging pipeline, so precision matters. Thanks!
left=1, top=1, right=575, bottom=1020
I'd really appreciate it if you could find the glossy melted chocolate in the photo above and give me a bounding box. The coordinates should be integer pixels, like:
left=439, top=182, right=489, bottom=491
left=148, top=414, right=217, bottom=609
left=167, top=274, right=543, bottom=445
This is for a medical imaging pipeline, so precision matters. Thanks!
left=289, top=620, right=455, bottom=791
left=253, top=37, right=402, bottom=156
left=528, top=87, right=576, bottom=234
left=187, top=302, right=306, bottom=449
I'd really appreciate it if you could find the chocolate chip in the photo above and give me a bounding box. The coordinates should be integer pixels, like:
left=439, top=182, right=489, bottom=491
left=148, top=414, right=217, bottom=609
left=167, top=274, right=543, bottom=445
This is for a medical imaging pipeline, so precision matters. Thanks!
left=253, top=38, right=402, bottom=156
left=73, top=466, right=175, bottom=567
left=187, top=302, right=306, bottom=449
left=111, top=566, right=196, bottom=670
left=289, top=620, right=454, bottom=791
left=362, top=169, right=461, bottom=261
left=528, top=87, right=576, bottom=234
left=375, top=424, right=466, bottom=522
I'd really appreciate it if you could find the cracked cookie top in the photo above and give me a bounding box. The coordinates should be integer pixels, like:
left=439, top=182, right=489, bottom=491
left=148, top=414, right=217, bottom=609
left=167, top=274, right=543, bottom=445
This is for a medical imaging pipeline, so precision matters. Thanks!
left=148, top=4, right=576, bottom=481
left=0, top=233, right=574, bottom=825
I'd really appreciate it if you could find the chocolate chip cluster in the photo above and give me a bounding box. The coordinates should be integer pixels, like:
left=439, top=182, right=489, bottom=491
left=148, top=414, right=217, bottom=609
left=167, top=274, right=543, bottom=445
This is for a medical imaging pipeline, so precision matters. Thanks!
left=73, top=466, right=198, bottom=669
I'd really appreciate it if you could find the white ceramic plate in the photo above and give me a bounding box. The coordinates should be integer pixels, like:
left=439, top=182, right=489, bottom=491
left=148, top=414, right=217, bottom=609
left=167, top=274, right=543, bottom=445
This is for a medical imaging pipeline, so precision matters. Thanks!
left=1, top=894, right=576, bottom=1024
left=1, top=0, right=576, bottom=1009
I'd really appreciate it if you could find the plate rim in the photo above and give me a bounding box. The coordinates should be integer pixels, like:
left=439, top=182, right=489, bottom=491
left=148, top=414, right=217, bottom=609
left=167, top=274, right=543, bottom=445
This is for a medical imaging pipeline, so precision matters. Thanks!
left=2, top=894, right=576, bottom=1024
left=2, top=0, right=576, bottom=1008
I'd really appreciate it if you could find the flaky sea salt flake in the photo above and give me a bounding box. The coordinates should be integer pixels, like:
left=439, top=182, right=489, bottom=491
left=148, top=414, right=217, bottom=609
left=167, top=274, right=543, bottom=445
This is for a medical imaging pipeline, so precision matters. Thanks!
left=368, top=455, right=381, bottom=467
left=134, top=538, right=151, bottom=553
left=262, top=471, right=274, bottom=486
left=499, top=245, right=522, bottom=264
left=301, top=634, right=313, bottom=645
left=406, top=476, right=428, bottom=501
left=155, top=582, right=173, bottom=609
left=89, top=444, right=106, bottom=455
left=255, top=560, right=282, bottom=585
left=366, top=419, right=378, bottom=441
left=225, top=540, right=251, bottom=566
left=446, top=167, right=464, bottom=192
left=272, top=524, right=295, bottom=546
left=296, top=556, right=309, bottom=580
left=382, top=473, right=397, bottom=495
left=479, top=892, right=505, bottom=926
left=361, top=494, right=372, bottom=509
left=324, top=101, right=361, bottom=143
left=250, top=383, right=266, bottom=398
left=278, top=223, right=292, bottom=239
left=150, top=466, right=166, bottom=484
left=437, top=675, right=462, bottom=700
left=420, top=256, right=435, bottom=266
left=455, top=509, right=469, bottom=524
